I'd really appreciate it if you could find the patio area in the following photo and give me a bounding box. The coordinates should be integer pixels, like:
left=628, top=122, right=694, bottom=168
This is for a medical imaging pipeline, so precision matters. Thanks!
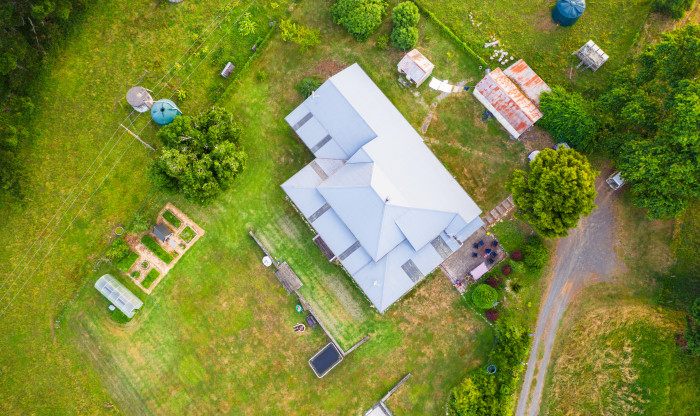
left=440, top=227, right=507, bottom=293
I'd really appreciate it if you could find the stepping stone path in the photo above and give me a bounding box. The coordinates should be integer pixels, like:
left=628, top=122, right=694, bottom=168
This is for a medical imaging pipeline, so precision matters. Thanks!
left=482, top=194, right=516, bottom=227
left=421, top=80, right=467, bottom=134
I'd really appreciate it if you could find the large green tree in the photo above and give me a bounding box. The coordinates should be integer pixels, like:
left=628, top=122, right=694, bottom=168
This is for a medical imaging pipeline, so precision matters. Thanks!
left=507, top=148, right=597, bottom=238
left=539, top=86, right=598, bottom=152
left=148, top=107, right=247, bottom=205
left=390, top=1, right=420, bottom=50
left=330, top=0, right=387, bottom=42
left=597, top=25, right=700, bottom=219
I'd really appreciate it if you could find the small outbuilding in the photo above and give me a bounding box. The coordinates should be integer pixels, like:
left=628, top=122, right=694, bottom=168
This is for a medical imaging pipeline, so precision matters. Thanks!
left=126, top=86, right=153, bottom=113
left=552, top=0, right=585, bottom=27
left=397, top=49, right=434, bottom=87
left=573, top=40, right=609, bottom=72
left=95, top=274, right=143, bottom=318
left=473, top=59, right=551, bottom=139
left=151, top=99, right=182, bottom=126
left=153, top=223, right=173, bottom=242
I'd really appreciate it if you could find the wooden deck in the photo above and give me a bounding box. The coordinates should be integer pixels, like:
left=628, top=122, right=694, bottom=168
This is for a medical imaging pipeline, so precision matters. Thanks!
left=274, top=262, right=303, bottom=294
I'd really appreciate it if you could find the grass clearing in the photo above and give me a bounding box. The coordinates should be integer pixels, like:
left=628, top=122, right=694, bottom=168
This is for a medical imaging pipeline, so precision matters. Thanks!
left=419, top=0, right=654, bottom=87
left=142, top=268, right=160, bottom=289
left=116, top=251, right=139, bottom=272
left=163, top=210, right=182, bottom=228
left=541, top=288, right=700, bottom=415
left=140, top=234, right=174, bottom=264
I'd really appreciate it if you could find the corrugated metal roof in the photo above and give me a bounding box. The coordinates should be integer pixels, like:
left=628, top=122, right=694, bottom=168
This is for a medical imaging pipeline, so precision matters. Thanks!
left=282, top=64, right=484, bottom=313
left=397, top=49, right=434, bottom=86
left=503, top=59, right=552, bottom=106
left=473, top=61, right=549, bottom=138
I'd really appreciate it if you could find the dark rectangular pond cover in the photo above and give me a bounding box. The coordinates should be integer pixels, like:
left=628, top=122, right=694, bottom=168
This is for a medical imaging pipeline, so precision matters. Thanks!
left=308, top=343, right=343, bottom=378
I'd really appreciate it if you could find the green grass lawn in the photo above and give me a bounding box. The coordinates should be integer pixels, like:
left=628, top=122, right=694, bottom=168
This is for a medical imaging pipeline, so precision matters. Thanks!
left=163, top=210, right=182, bottom=228
left=419, top=0, right=654, bottom=88
left=140, top=234, right=175, bottom=263
left=141, top=268, right=160, bottom=289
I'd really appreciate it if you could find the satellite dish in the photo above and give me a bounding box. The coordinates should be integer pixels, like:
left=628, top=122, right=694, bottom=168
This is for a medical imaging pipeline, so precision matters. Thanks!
left=262, top=256, right=273, bottom=267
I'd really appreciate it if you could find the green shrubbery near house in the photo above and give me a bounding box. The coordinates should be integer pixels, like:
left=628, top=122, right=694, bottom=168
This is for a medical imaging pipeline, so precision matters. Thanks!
left=472, top=284, right=498, bottom=309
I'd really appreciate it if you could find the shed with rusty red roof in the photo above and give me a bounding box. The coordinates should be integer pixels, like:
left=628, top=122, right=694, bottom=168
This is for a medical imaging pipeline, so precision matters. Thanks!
left=473, top=60, right=550, bottom=139
left=397, top=49, right=435, bottom=87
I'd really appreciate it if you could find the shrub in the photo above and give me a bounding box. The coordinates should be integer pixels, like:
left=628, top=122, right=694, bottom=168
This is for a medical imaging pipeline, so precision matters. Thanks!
left=511, top=282, right=522, bottom=293
left=472, top=284, right=498, bottom=309
left=162, top=210, right=181, bottom=228
left=279, top=19, right=321, bottom=52
left=485, top=275, right=500, bottom=288
left=502, top=264, right=513, bottom=276
left=238, top=12, right=257, bottom=36
left=510, top=250, right=522, bottom=261
left=485, top=309, right=499, bottom=322
left=140, top=235, right=174, bottom=264
left=297, top=77, right=321, bottom=98
left=391, top=26, right=418, bottom=50
left=116, top=251, right=139, bottom=272
left=331, top=0, right=388, bottom=42
left=390, top=2, right=420, bottom=50
left=376, top=34, right=390, bottom=50
left=106, top=238, right=130, bottom=262
left=539, top=86, right=598, bottom=152
left=523, top=235, right=549, bottom=270
left=653, top=0, right=693, bottom=19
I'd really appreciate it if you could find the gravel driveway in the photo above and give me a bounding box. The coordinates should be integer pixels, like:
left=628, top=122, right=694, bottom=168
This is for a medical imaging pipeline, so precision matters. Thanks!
left=515, top=170, right=627, bottom=416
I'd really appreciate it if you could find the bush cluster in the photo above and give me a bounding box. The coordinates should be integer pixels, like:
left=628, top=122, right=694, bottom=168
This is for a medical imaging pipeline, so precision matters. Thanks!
left=522, top=235, right=549, bottom=270
left=653, top=0, right=693, bottom=19
left=331, top=0, right=388, bottom=42
left=280, top=19, right=321, bottom=52
left=390, top=2, right=420, bottom=50
left=472, top=284, right=498, bottom=309
left=297, top=77, right=322, bottom=98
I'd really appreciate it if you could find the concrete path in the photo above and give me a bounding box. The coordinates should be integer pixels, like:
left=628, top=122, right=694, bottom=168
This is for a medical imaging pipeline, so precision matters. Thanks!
left=515, top=171, right=626, bottom=416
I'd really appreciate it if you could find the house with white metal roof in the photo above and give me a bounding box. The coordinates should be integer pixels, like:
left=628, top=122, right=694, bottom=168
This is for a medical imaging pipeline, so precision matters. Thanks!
left=94, top=274, right=143, bottom=318
left=282, top=63, right=484, bottom=313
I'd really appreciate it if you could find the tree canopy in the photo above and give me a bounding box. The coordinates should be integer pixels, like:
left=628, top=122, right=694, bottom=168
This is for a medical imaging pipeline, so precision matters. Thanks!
left=472, top=284, right=498, bottom=309
left=507, top=148, right=597, bottom=238
left=331, top=0, right=387, bottom=42
left=390, top=1, right=420, bottom=50
left=597, top=25, right=700, bottom=219
left=148, top=107, right=247, bottom=205
left=539, top=86, right=598, bottom=152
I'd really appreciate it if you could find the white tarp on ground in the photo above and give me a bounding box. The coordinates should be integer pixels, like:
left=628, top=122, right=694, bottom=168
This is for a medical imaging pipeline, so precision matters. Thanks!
left=470, top=262, right=489, bottom=280
left=428, top=77, right=454, bottom=93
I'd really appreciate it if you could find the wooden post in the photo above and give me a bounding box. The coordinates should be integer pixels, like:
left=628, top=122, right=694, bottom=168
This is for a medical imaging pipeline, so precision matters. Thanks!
left=120, top=124, right=155, bottom=151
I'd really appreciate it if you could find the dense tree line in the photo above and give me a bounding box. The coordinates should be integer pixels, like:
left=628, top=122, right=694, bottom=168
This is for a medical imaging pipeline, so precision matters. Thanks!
left=1, top=0, right=89, bottom=196
left=538, top=25, right=699, bottom=219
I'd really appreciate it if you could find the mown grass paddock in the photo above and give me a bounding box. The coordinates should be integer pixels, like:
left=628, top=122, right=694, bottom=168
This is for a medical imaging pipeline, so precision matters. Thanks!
left=418, top=0, right=654, bottom=87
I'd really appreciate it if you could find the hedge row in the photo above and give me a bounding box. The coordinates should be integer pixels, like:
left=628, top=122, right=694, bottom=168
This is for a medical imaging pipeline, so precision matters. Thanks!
left=410, top=0, right=488, bottom=68
left=140, top=235, right=174, bottom=264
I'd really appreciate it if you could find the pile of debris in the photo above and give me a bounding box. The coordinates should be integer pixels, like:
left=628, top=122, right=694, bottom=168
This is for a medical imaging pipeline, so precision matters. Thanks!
left=484, top=36, right=515, bottom=66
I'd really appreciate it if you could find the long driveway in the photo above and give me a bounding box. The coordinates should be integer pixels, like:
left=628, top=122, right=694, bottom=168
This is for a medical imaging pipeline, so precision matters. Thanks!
left=515, top=172, right=626, bottom=416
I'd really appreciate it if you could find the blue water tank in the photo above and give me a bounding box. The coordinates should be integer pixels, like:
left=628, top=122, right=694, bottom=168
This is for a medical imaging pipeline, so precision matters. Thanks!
left=552, top=0, right=585, bottom=27
left=151, top=99, right=182, bottom=126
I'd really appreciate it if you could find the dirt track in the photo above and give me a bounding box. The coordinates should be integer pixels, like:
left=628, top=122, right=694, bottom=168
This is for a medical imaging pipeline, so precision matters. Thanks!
left=515, top=170, right=626, bottom=416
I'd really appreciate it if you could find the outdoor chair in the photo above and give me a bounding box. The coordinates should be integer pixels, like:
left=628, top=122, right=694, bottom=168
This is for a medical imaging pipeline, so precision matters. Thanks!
left=478, top=240, right=484, bottom=246
left=488, top=258, right=494, bottom=264
left=473, top=243, right=479, bottom=249
left=492, top=241, right=499, bottom=247
left=491, top=252, right=497, bottom=258
left=485, top=248, right=492, bottom=254
left=472, top=252, right=478, bottom=257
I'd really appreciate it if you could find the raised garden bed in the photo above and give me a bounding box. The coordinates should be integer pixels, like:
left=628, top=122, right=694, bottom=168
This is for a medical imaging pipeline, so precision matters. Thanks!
left=140, top=235, right=174, bottom=264
left=142, top=269, right=160, bottom=289
left=179, top=226, right=197, bottom=244
left=162, top=210, right=182, bottom=228
left=116, top=251, right=139, bottom=272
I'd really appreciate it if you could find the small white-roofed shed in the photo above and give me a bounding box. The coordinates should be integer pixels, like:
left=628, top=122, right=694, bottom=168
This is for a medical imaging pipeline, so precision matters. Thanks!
left=574, top=40, right=609, bottom=72
left=397, top=49, right=434, bottom=87
left=95, top=274, right=143, bottom=318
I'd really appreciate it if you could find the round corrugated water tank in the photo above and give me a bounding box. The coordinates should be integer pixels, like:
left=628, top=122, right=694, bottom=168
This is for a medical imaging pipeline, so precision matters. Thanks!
left=552, top=0, right=585, bottom=27
left=151, top=99, right=182, bottom=126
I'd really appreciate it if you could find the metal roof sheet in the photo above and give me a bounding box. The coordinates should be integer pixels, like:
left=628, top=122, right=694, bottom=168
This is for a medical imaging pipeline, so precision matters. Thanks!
left=503, top=59, right=552, bottom=106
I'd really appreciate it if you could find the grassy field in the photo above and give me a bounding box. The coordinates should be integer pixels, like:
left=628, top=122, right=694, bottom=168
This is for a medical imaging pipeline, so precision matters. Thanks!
left=541, top=288, right=700, bottom=415
left=540, top=192, right=700, bottom=415
left=0, top=0, right=289, bottom=413
left=419, top=0, right=654, bottom=87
